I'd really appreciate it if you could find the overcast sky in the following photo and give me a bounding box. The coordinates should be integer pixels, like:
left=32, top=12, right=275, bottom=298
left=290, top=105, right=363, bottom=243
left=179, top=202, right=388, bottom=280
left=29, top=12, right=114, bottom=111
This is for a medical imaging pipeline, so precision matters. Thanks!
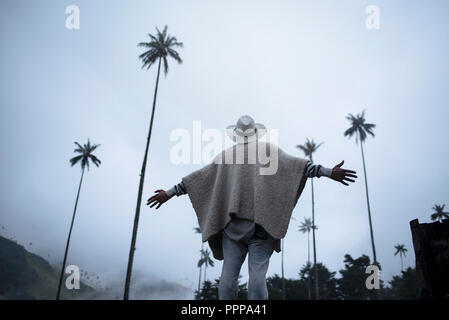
left=1, top=0, right=448, bottom=299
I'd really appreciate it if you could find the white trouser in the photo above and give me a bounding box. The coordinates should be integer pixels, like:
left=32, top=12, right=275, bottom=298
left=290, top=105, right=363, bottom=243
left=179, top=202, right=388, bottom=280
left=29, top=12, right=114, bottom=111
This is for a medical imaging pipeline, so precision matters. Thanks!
left=218, top=231, right=274, bottom=300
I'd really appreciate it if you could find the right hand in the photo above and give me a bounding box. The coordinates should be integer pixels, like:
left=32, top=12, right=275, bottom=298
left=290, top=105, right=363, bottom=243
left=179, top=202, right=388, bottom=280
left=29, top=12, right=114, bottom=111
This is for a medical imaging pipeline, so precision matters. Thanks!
left=146, top=189, right=169, bottom=209
left=330, top=160, right=357, bottom=186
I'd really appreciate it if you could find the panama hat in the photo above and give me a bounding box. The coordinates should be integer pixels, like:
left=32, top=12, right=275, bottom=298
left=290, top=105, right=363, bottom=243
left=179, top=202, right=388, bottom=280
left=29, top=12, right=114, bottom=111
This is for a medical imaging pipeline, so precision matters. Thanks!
left=226, top=115, right=266, bottom=143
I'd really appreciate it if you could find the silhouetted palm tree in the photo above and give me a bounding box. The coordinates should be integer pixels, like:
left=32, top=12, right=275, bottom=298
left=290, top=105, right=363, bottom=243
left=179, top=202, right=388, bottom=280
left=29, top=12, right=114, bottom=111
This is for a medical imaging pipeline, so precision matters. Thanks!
left=57, top=139, right=101, bottom=300
left=299, top=217, right=316, bottom=300
left=430, top=204, right=449, bottom=222
left=394, top=244, right=408, bottom=271
left=297, top=138, right=323, bottom=300
left=344, top=111, right=378, bottom=267
left=198, top=248, right=214, bottom=285
left=194, top=226, right=204, bottom=293
left=124, top=25, right=183, bottom=300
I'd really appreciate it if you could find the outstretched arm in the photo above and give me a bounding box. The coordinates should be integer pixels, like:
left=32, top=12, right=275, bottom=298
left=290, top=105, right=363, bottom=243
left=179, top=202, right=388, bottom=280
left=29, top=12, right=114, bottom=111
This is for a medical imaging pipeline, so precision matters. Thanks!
left=305, top=160, right=357, bottom=186
left=146, top=181, right=186, bottom=209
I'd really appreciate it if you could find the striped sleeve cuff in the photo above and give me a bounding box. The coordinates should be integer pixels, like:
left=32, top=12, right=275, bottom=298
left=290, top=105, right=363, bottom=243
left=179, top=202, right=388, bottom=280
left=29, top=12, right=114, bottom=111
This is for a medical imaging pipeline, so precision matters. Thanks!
left=304, top=161, right=332, bottom=178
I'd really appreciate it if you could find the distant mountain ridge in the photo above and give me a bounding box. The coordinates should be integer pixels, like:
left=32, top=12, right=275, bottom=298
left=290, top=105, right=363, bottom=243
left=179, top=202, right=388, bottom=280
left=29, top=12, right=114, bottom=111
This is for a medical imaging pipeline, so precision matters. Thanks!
left=0, top=235, right=96, bottom=299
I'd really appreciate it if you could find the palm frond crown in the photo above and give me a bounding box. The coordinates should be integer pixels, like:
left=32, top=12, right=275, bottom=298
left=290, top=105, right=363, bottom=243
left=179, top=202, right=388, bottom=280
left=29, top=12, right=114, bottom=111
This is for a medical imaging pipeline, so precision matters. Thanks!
left=344, top=110, right=376, bottom=144
left=394, top=244, right=407, bottom=256
left=296, top=138, right=324, bottom=160
left=431, top=204, right=449, bottom=222
left=70, top=139, right=101, bottom=170
left=299, top=217, right=316, bottom=233
left=198, top=249, right=214, bottom=267
left=138, top=25, right=183, bottom=76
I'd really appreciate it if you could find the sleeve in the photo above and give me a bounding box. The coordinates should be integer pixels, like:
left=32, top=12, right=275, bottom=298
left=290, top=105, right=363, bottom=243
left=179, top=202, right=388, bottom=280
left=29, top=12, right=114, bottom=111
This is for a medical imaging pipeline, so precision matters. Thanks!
left=165, top=181, right=188, bottom=198
left=304, top=161, right=332, bottom=178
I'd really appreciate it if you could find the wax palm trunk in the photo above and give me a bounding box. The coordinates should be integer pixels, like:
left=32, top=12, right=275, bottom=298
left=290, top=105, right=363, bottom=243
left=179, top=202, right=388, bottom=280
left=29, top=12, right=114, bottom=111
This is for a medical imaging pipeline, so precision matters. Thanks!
left=281, top=239, right=286, bottom=300
left=311, top=178, right=319, bottom=300
left=360, top=139, right=380, bottom=300
left=197, top=266, right=202, bottom=294
left=360, top=140, right=377, bottom=266
left=124, top=57, right=162, bottom=300
left=307, top=231, right=311, bottom=300
left=198, top=242, right=204, bottom=293
left=56, top=168, right=84, bottom=300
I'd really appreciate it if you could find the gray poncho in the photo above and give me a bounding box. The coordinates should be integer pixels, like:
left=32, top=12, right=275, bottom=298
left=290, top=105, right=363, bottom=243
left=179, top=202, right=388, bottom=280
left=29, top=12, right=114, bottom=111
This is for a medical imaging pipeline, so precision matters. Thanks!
left=182, top=140, right=309, bottom=260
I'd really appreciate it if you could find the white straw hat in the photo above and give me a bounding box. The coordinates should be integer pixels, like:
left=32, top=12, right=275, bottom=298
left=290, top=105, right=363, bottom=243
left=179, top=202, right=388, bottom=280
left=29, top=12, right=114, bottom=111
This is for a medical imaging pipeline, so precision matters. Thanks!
left=226, top=115, right=266, bottom=143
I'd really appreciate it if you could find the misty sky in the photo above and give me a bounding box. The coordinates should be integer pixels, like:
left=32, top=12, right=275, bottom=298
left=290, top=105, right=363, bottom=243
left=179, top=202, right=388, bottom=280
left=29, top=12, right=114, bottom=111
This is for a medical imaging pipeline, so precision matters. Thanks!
left=1, top=0, right=448, bottom=299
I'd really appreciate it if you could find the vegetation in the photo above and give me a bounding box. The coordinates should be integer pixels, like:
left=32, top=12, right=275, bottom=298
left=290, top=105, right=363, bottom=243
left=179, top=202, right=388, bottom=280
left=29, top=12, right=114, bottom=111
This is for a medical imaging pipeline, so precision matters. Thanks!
left=195, top=254, right=420, bottom=300
left=0, top=236, right=97, bottom=299
left=384, top=267, right=420, bottom=299
left=299, top=262, right=339, bottom=300
left=194, top=276, right=247, bottom=300
left=337, top=254, right=381, bottom=300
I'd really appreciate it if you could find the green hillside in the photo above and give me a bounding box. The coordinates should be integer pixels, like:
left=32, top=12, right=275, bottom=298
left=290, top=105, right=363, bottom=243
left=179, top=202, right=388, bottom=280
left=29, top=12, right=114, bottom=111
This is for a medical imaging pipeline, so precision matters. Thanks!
left=0, top=235, right=97, bottom=300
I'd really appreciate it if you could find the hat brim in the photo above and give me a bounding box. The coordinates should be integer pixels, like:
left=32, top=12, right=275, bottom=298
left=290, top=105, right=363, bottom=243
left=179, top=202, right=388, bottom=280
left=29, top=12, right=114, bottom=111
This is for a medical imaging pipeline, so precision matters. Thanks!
left=226, top=123, right=267, bottom=142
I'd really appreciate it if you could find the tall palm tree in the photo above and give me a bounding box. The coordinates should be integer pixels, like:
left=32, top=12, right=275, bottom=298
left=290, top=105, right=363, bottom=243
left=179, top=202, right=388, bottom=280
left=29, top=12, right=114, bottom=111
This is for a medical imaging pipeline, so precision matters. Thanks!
left=430, top=204, right=449, bottom=222
left=196, top=249, right=204, bottom=294
left=394, top=244, right=408, bottom=271
left=344, top=110, right=378, bottom=267
left=56, top=139, right=101, bottom=300
left=299, top=217, right=316, bottom=300
left=198, top=248, right=214, bottom=285
left=124, top=25, right=183, bottom=300
left=297, top=138, right=323, bottom=300
left=194, top=226, right=204, bottom=293
left=299, top=218, right=314, bottom=267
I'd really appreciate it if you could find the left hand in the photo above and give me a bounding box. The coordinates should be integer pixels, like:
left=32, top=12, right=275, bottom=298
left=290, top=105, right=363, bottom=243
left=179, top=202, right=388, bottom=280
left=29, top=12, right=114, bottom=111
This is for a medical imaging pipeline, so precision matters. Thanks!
left=331, top=160, right=357, bottom=186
